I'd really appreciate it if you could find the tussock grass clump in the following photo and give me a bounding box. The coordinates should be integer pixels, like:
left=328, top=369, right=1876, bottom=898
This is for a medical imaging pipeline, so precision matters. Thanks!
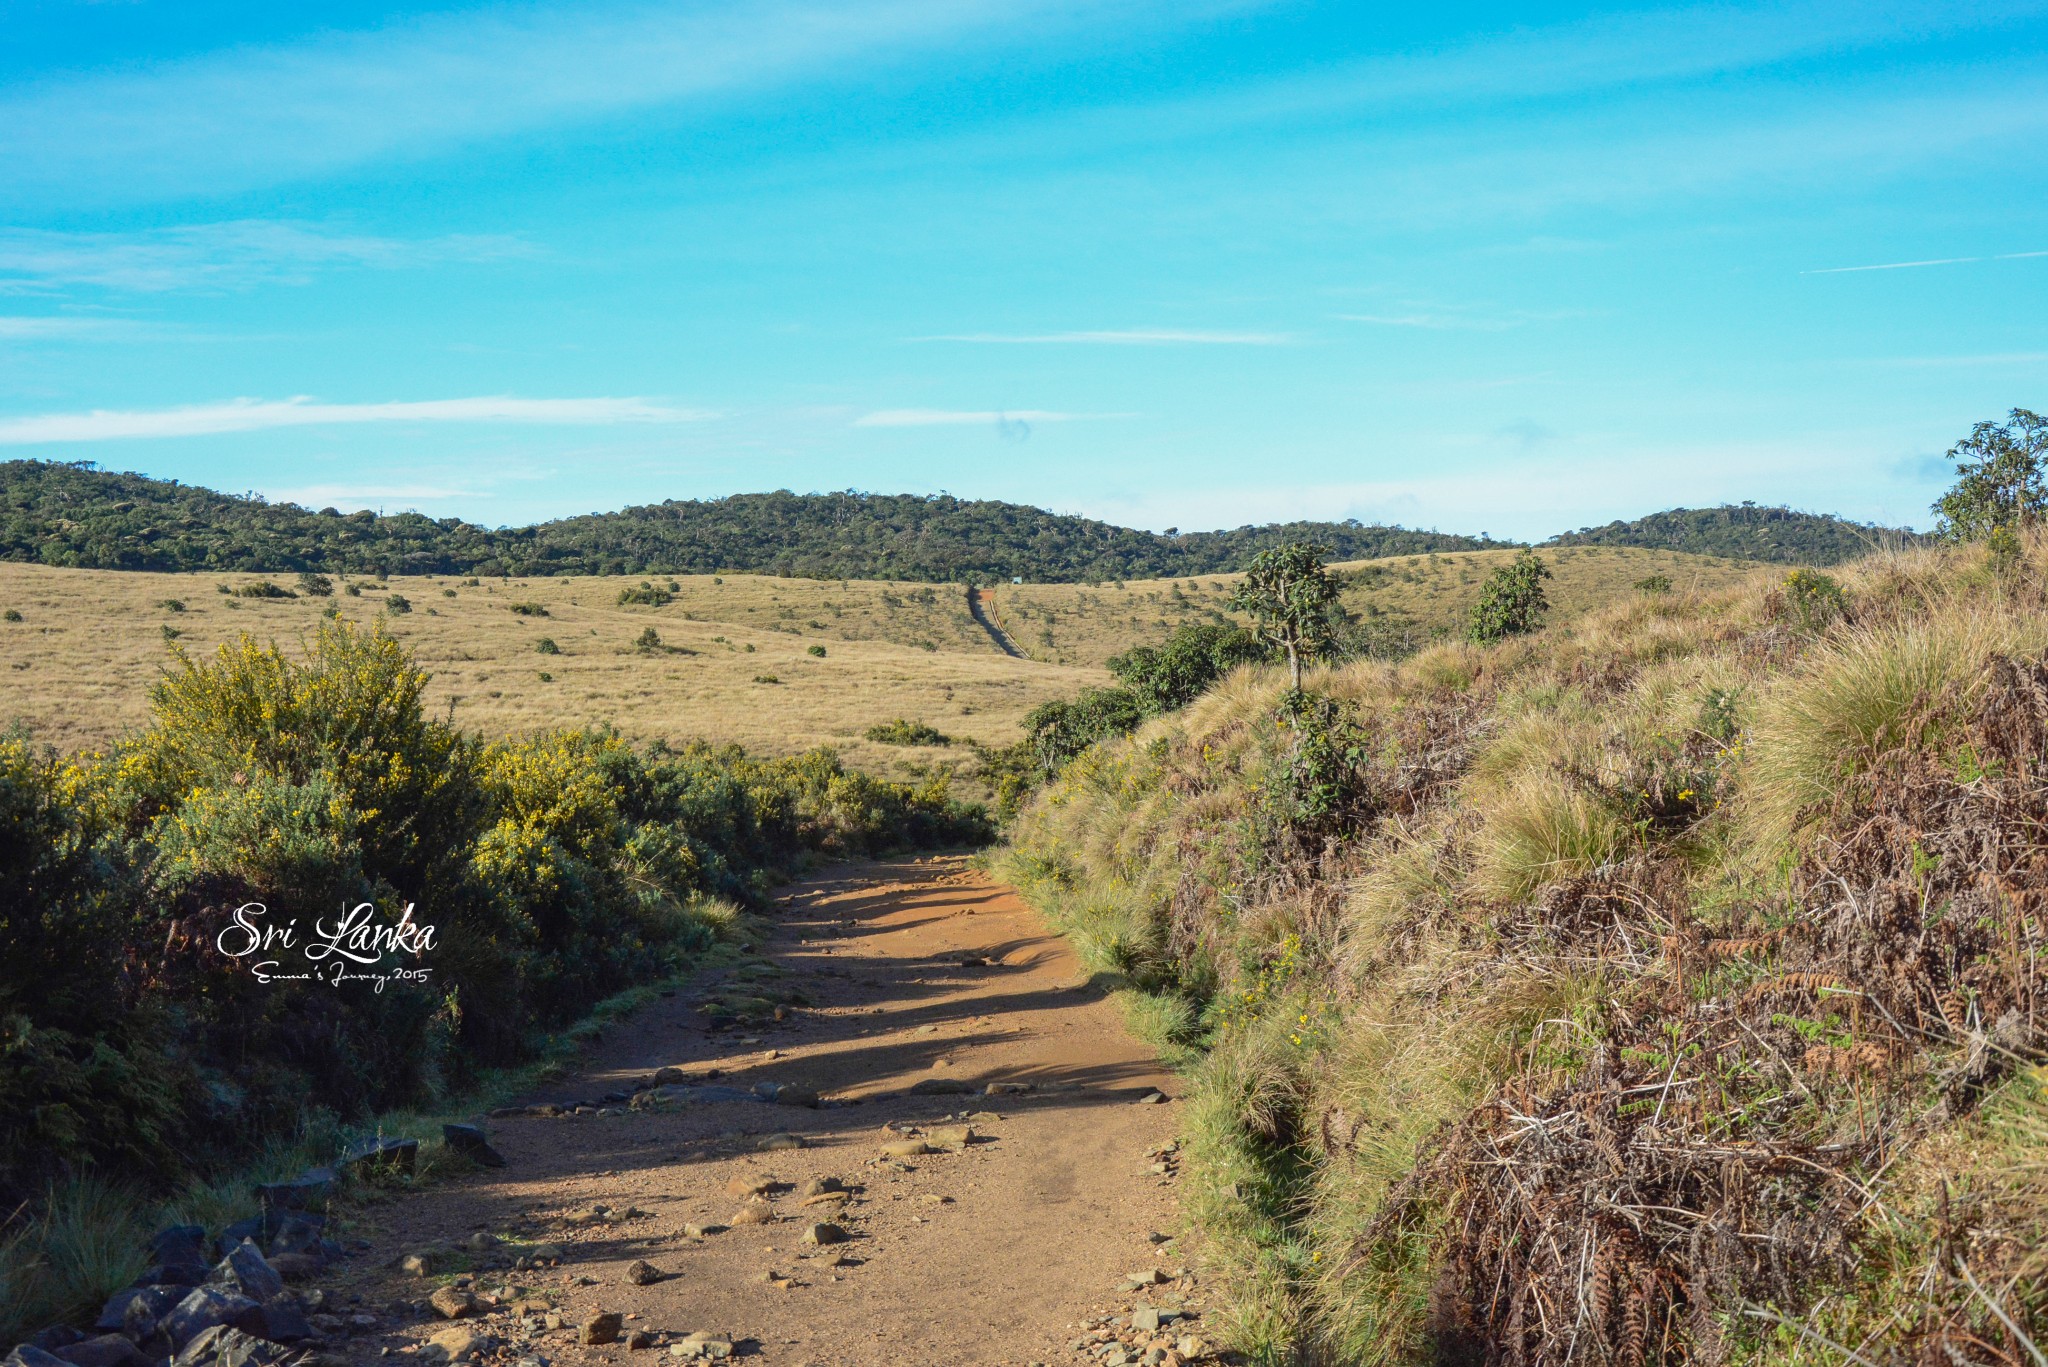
left=1005, top=532, right=2048, bottom=1365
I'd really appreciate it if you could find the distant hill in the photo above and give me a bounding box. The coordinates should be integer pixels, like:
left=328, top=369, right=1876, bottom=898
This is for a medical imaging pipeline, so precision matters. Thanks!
left=0, top=461, right=1503, bottom=581
left=1545, top=503, right=1927, bottom=565
left=0, top=461, right=1918, bottom=580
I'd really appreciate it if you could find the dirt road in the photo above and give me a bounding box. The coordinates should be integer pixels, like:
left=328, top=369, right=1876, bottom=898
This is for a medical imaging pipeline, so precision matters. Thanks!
left=336, top=857, right=1196, bottom=1367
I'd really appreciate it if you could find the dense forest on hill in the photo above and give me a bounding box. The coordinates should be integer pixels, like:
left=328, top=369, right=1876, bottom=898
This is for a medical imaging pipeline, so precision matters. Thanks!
left=1, top=459, right=1912, bottom=580
left=1546, top=500, right=1927, bottom=562
left=0, top=462, right=1497, bottom=580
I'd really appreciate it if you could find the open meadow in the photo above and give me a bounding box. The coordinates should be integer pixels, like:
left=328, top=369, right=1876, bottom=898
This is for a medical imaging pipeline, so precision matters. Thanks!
left=0, top=564, right=1103, bottom=785
left=0, top=546, right=1769, bottom=780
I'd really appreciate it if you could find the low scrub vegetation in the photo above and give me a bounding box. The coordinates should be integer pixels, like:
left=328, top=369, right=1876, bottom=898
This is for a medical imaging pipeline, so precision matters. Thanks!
left=865, top=718, right=952, bottom=746
left=0, top=622, right=985, bottom=1332
left=1002, top=530, right=2048, bottom=1364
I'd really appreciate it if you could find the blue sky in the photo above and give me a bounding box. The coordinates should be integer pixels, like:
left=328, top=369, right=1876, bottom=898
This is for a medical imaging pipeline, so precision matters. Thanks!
left=1, top=0, right=2044, bottom=538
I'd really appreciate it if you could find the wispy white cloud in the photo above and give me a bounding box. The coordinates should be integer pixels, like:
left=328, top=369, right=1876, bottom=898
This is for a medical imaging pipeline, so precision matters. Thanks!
left=852, top=408, right=1123, bottom=427
left=1853, top=352, right=2048, bottom=367
left=1084, top=433, right=1941, bottom=541
left=0, top=222, right=524, bottom=294
left=1338, top=313, right=1515, bottom=332
left=0, top=316, right=155, bottom=340
left=1804, top=249, right=2048, bottom=274
left=0, top=396, right=712, bottom=445
left=0, top=0, right=1251, bottom=207
left=912, top=329, right=1292, bottom=345
left=264, top=483, right=484, bottom=509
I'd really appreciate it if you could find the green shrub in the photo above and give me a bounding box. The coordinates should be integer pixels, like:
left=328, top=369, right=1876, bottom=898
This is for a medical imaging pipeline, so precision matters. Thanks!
left=866, top=719, right=951, bottom=746
left=508, top=601, right=549, bottom=616
left=1780, top=567, right=1846, bottom=633
left=158, top=599, right=185, bottom=613
left=385, top=593, right=412, bottom=614
left=1634, top=573, right=1673, bottom=594
left=233, top=581, right=296, bottom=599
left=296, top=572, right=334, bottom=597
left=1109, top=623, right=1267, bottom=711
left=636, top=626, right=663, bottom=650
left=807, top=644, right=827, bottom=658
left=618, top=582, right=674, bottom=606
left=1022, top=687, right=1150, bottom=775
left=536, top=637, right=560, bottom=654
left=1469, top=549, right=1551, bottom=643
left=2, top=609, right=19, bottom=623
left=0, top=623, right=989, bottom=1217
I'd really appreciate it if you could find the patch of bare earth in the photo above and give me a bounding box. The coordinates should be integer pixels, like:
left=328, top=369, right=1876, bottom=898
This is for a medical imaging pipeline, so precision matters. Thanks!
left=327, top=858, right=1212, bottom=1367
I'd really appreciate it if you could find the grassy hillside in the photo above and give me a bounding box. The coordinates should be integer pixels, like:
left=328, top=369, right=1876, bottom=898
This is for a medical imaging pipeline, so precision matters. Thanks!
left=988, top=545, right=1760, bottom=667
left=1549, top=502, right=1928, bottom=563
left=1001, top=535, right=2048, bottom=1364
left=0, top=563, right=1108, bottom=787
left=0, top=460, right=1498, bottom=581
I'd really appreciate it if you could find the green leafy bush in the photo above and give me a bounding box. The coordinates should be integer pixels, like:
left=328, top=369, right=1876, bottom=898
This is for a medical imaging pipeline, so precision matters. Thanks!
left=535, top=637, right=560, bottom=654
left=1468, top=549, right=1552, bottom=643
left=385, top=593, right=412, bottom=615
left=866, top=719, right=951, bottom=746
left=0, top=622, right=988, bottom=1212
left=1780, top=567, right=1846, bottom=633
left=1108, top=622, right=1268, bottom=711
left=618, top=582, right=674, bottom=606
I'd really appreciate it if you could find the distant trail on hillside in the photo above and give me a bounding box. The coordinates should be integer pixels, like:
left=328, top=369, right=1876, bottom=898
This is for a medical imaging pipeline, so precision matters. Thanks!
left=966, top=585, right=1025, bottom=658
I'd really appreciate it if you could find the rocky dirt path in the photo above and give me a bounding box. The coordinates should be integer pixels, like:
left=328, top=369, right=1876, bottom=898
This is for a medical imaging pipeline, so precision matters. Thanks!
left=331, top=856, right=1207, bottom=1367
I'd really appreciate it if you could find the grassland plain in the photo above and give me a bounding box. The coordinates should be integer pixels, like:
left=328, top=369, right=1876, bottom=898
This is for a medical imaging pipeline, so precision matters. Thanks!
left=1001, top=535, right=2048, bottom=1365
left=0, top=565, right=1102, bottom=784
left=0, top=548, right=1748, bottom=771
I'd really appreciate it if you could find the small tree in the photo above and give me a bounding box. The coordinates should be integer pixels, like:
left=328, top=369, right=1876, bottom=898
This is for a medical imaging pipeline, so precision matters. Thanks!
left=1933, top=408, right=2047, bottom=543
left=1469, top=550, right=1551, bottom=644
left=1228, top=543, right=1339, bottom=691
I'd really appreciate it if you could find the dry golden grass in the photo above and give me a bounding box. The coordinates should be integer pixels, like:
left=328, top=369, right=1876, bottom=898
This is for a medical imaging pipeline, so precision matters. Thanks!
left=984, top=545, right=1760, bottom=666
left=0, top=564, right=1105, bottom=784
left=0, top=546, right=1761, bottom=781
